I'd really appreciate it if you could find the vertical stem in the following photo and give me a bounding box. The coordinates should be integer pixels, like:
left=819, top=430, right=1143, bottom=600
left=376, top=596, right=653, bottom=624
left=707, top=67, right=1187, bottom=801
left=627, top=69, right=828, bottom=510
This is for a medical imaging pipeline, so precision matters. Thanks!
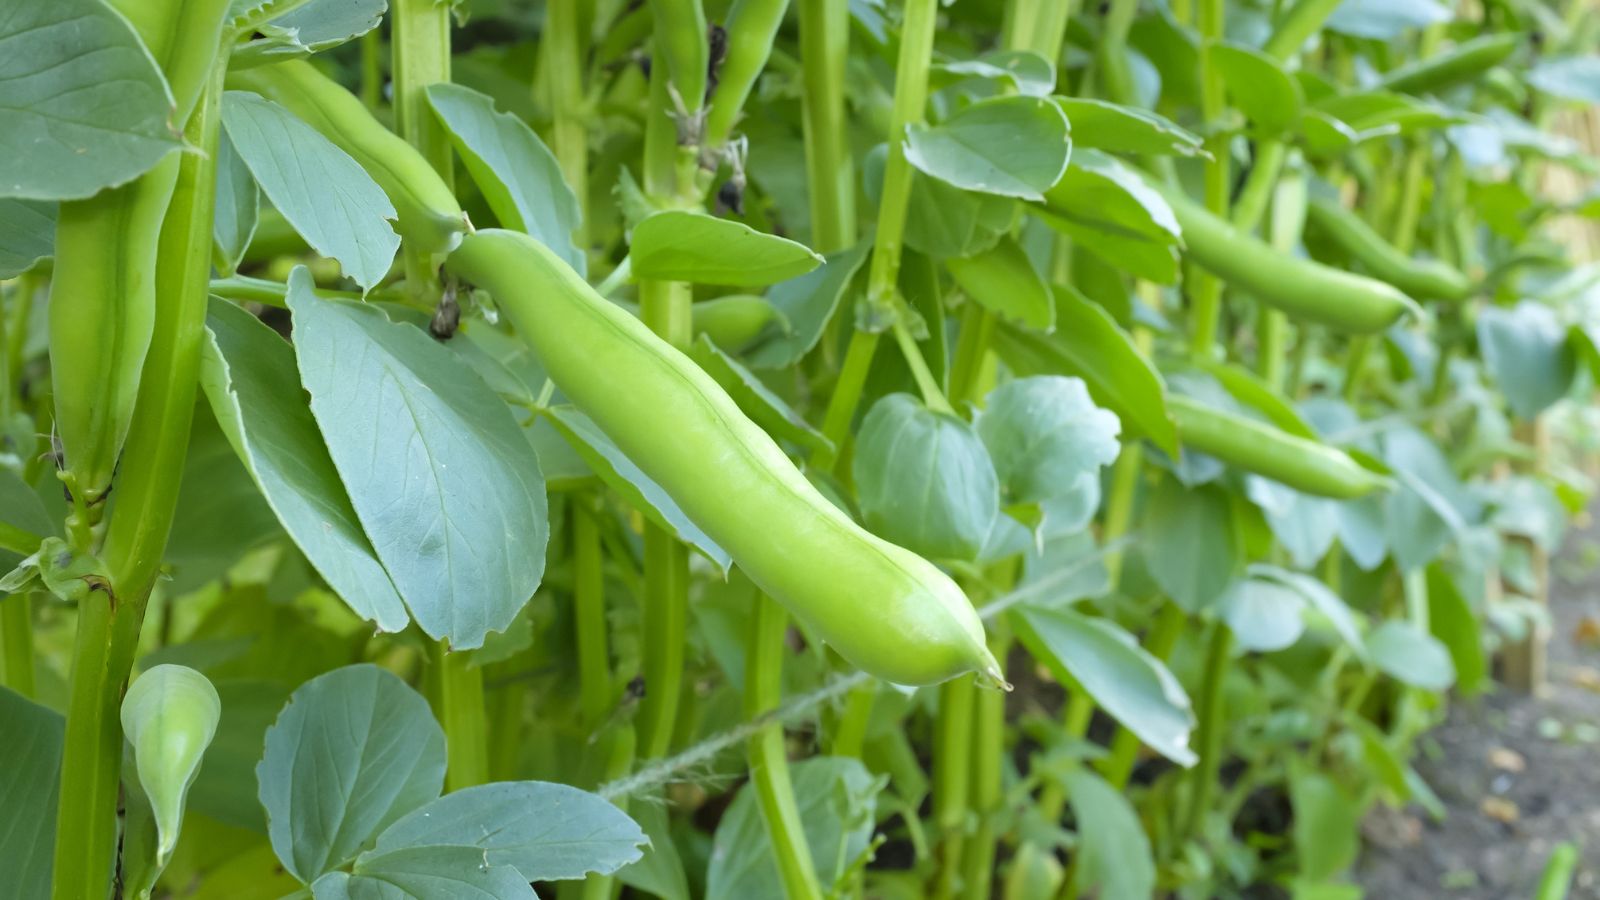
left=932, top=677, right=974, bottom=899
left=799, top=0, right=856, bottom=255
left=55, top=58, right=227, bottom=900
left=546, top=0, right=589, bottom=254
left=1188, top=0, right=1229, bottom=356
left=1101, top=602, right=1185, bottom=788
left=392, top=0, right=454, bottom=296
left=393, top=0, right=487, bottom=790
left=360, top=29, right=383, bottom=110
left=2, top=594, right=34, bottom=698
left=574, top=499, right=612, bottom=731
left=746, top=595, right=824, bottom=900
left=1180, top=622, right=1234, bottom=847
left=813, top=0, right=938, bottom=453
left=6, top=271, right=35, bottom=397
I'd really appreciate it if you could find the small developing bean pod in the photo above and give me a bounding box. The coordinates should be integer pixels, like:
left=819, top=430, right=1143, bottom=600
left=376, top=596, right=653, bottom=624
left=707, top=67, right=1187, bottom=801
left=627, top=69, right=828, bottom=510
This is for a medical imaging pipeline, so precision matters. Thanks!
left=50, top=159, right=181, bottom=510
left=1168, top=395, right=1392, bottom=499
left=1154, top=182, right=1422, bottom=333
left=447, top=230, right=1001, bottom=687
left=1306, top=196, right=1474, bottom=302
left=120, top=664, right=221, bottom=865
left=227, top=60, right=468, bottom=255
left=1376, top=33, right=1521, bottom=95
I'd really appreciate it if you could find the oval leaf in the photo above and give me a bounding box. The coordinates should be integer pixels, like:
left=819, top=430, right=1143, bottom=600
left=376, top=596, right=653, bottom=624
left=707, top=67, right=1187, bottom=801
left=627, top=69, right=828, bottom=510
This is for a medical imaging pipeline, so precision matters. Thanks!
left=976, top=375, right=1121, bottom=506
left=258, top=665, right=446, bottom=883
left=852, top=393, right=1000, bottom=561
left=288, top=282, right=549, bottom=649
left=904, top=96, right=1071, bottom=201
left=631, top=210, right=822, bottom=286
left=946, top=237, right=1054, bottom=332
left=222, top=91, right=400, bottom=291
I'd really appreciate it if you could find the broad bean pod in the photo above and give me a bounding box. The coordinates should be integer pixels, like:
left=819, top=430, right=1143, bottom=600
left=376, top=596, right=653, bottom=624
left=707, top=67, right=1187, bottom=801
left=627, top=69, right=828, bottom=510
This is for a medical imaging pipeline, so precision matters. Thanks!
left=1306, top=196, right=1474, bottom=301
left=1169, top=395, right=1392, bottom=499
left=447, top=229, right=1000, bottom=687
left=1154, top=182, right=1421, bottom=333
left=1377, top=33, right=1520, bottom=95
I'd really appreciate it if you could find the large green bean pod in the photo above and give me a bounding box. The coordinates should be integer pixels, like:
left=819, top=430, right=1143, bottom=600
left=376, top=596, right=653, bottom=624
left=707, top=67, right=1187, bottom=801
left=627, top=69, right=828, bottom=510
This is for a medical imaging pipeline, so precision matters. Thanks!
left=112, top=0, right=233, bottom=125
left=50, top=157, right=181, bottom=508
left=448, top=229, right=1000, bottom=687
left=1305, top=196, right=1474, bottom=301
left=1377, top=33, right=1520, bottom=95
left=649, top=0, right=710, bottom=115
left=1154, top=182, right=1420, bottom=333
left=1169, top=395, right=1391, bottom=499
left=227, top=60, right=468, bottom=255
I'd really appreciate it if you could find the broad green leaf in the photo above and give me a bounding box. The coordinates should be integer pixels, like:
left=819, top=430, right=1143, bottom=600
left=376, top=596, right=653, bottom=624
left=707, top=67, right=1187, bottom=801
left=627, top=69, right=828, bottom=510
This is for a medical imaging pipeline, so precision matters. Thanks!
left=289, top=286, right=549, bottom=649
left=1366, top=620, right=1455, bottom=690
left=222, top=91, right=399, bottom=291
left=615, top=803, right=690, bottom=900
left=1208, top=42, right=1303, bottom=134
left=544, top=405, right=732, bottom=570
left=311, top=846, right=536, bottom=900
left=1247, top=477, right=1340, bottom=568
left=212, top=131, right=259, bottom=277
left=1486, top=475, right=1567, bottom=552
left=976, top=376, right=1121, bottom=506
left=746, top=244, right=870, bottom=369
left=1426, top=564, right=1485, bottom=697
left=164, top=405, right=283, bottom=593
left=201, top=292, right=410, bottom=633
left=692, top=335, right=831, bottom=457
left=1055, top=98, right=1204, bottom=157
left=426, top=83, right=585, bottom=274
left=1527, top=56, right=1600, bottom=103
left=121, top=665, right=221, bottom=868
left=1065, top=769, right=1156, bottom=900
left=373, top=782, right=645, bottom=881
left=1035, top=150, right=1181, bottom=283
left=1019, top=528, right=1111, bottom=606
left=706, top=757, right=884, bottom=899
left=1478, top=301, right=1577, bottom=420
left=904, top=96, right=1071, bottom=201
left=258, top=665, right=446, bottom=883
left=1142, top=478, right=1241, bottom=613
left=1382, top=427, right=1471, bottom=572
left=0, top=199, right=55, bottom=278
left=1290, top=762, right=1359, bottom=881
left=1325, top=0, right=1450, bottom=40
left=993, top=287, right=1176, bottom=453
left=853, top=394, right=1000, bottom=561
left=1336, top=495, right=1388, bottom=570
left=1251, top=564, right=1366, bottom=656
left=1014, top=606, right=1196, bottom=766
left=902, top=165, right=1016, bottom=259
left=631, top=210, right=822, bottom=286
left=233, top=0, right=387, bottom=67
left=0, top=688, right=64, bottom=899
left=0, top=0, right=180, bottom=200
left=946, top=237, right=1054, bottom=332
left=934, top=50, right=1056, bottom=97
left=1220, top=577, right=1307, bottom=652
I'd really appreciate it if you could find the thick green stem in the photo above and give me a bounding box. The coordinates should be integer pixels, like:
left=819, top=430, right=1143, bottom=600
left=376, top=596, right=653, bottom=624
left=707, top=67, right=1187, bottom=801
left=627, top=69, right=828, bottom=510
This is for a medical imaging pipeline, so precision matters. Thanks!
left=546, top=0, right=589, bottom=253
left=798, top=0, right=855, bottom=255
left=706, top=0, right=791, bottom=149
left=392, top=0, right=487, bottom=790
left=1101, top=602, right=1185, bottom=788
left=574, top=499, right=612, bottom=731
left=1187, top=0, right=1229, bottom=356
left=1180, top=622, right=1234, bottom=848
left=811, top=0, right=936, bottom=462
left=392, top=0, right=454, bottom=296
left=932, top=677, right=974, bottom=899
left=1096, top=0, right=1140, bottom=106
left=746, top=595, right=825, bottom=900
left=2, top=594, right=35, bottom=698
left=432, top=641, right=489, bottom=790
left=55, top=59, right=226, bottom=900
left=1262, top=0, right=1344, bottom=60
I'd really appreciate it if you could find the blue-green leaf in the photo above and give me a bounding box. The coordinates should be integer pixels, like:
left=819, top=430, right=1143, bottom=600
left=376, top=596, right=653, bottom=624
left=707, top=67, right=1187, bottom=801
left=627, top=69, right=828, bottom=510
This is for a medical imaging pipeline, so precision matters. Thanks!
left=631, top=211, right=822, bottom=286
left=258, top=665, right=446, bottom=883
left=0, top=200, right=55, bottom=278
left=976, top=376, right=1121, bottom=507
left=905, top=96, right=1071, bottom=201
left=0, top=688, right=64, bottom=899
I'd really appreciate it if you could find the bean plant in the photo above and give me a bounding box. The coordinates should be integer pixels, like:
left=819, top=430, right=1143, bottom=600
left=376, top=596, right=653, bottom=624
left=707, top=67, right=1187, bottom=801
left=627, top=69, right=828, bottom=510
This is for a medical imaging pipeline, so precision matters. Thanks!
left=1, top=0, right=1597, bottom=897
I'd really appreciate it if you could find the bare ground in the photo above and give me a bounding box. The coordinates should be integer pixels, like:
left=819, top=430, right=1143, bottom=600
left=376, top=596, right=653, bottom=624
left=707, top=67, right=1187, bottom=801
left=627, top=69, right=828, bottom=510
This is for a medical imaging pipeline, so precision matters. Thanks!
left=1356, top=521, right=1600, bottom=899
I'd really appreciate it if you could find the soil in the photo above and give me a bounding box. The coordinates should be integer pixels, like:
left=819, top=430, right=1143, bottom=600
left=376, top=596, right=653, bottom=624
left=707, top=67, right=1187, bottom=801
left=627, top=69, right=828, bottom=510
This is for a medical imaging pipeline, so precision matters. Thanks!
left=1355, top=517, right=1600, bottom=899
